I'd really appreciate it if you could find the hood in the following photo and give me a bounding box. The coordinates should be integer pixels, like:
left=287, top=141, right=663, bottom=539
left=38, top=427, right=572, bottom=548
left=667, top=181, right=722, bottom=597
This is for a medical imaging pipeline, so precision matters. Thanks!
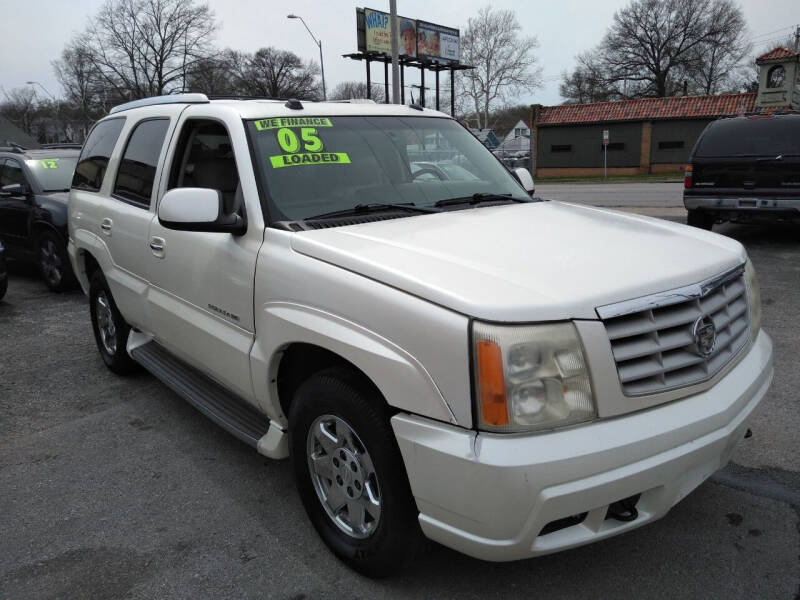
left=291, top=202, right=746, bottom=321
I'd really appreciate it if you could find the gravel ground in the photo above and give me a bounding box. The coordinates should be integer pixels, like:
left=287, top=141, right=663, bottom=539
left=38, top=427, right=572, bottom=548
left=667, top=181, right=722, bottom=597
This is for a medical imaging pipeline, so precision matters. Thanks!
left=1, top=213, right=798, bottom=599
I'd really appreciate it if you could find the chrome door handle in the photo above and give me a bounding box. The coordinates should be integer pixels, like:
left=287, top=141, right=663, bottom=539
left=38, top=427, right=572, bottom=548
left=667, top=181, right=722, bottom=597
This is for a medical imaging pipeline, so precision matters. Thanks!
left=149, top=236, right=165, bottom=257
left=100, top=218, right=112, bottom=235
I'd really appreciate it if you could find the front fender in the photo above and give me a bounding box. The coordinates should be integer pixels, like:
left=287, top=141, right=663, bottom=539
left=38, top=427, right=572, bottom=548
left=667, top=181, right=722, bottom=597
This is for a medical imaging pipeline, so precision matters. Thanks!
left=250, top=302, right=457, bottom=427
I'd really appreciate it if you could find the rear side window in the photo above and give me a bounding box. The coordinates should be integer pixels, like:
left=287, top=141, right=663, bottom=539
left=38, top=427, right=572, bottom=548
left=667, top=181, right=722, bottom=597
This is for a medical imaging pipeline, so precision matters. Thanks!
left=694, top=117, right=800, bottom=158
left=72, top=118, right=125, bottom=192
left=113, top=118, right=170, bottom=207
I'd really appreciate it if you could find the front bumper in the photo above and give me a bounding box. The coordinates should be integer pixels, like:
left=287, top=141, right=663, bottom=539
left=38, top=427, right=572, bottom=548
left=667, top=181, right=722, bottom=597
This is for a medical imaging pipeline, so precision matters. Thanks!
left=684, top=195, right=800, bottom=219
left=392, top=329, right=773, bottom=562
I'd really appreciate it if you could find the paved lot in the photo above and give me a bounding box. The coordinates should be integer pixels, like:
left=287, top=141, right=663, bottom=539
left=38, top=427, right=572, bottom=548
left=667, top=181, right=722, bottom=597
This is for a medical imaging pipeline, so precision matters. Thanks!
left=1, top=198, right=799, bottom=599
left=536, top=181, right=684, bottom=208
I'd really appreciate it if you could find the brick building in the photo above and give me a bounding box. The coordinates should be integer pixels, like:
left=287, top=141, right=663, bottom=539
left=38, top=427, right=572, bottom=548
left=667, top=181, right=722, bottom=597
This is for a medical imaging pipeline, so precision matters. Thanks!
left=529, top=46, right=800, bottom=178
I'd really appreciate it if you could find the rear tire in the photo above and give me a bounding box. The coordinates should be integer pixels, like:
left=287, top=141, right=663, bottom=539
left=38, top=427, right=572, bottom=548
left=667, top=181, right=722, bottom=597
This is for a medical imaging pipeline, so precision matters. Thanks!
left=37, top=230, right=75, bottom=292
left=687, top=209, right=715, bottom=230
left=89, top=270, right=139, bottom=375
left=289, top=366, right=423, bottom=577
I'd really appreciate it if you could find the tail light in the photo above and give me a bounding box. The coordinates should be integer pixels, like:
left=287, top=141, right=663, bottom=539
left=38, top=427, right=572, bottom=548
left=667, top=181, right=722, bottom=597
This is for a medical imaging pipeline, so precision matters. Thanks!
left=684, top=164, right=693, bottom=189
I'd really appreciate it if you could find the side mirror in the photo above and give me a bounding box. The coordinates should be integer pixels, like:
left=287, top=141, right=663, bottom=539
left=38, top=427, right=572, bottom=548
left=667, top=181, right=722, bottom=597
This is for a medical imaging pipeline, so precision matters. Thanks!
left=512, top=167, right=535, bottom=195
left=0, top=183, right=29, bottom=197
left=158, top=187, right=246, bottom=235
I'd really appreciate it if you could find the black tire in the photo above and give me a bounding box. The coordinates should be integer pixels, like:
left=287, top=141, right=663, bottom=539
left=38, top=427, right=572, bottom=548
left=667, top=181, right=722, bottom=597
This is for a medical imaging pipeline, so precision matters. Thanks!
left=0, top=276, right=6, bottom=301
left=289, top=367, right=423, bottom=577
left=687, top=209, right=715, bottom=231
left=89, top=270, right=139, bottom=375
left=37, top=230, right=75, bottom=292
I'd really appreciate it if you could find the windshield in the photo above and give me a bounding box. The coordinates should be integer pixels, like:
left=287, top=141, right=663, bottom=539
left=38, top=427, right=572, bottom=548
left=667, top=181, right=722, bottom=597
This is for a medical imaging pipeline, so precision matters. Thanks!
left=694, top=117, right=800, bottom=158
left=246, top=115, right=526, bottom=221
left=25, top=157, right=78, bottom=191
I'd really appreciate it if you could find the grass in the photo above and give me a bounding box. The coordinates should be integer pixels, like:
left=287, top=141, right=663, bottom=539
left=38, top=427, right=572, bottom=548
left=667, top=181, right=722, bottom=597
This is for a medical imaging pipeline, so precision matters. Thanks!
left=536, top=173, right=683, bottom=184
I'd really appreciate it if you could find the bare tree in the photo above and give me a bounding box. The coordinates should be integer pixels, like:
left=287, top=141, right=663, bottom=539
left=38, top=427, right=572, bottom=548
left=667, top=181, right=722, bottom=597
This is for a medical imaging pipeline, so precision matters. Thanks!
left=53, top=44, right=109, bottom=126
left=458, top=7, right=542, bottom=129
left=684, top=1, right=750, bottom=94
left=184, top=51, right=240, bottom=96
left=71, top=0, right=217, bottom=99
left=560, top=51, right=621, bottom=104
left=561, top=0, right=750, bottom=101
left=0, top=87, right=38, bottom=136
left=233, top=48, right=321, bottom=100
left=329, top=81, right=384, bottom=101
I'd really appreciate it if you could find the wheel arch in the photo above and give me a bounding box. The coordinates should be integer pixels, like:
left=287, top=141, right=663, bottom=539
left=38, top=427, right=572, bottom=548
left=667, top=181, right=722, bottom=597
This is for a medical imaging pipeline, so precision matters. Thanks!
left=251, top=302, right=457, bottom=428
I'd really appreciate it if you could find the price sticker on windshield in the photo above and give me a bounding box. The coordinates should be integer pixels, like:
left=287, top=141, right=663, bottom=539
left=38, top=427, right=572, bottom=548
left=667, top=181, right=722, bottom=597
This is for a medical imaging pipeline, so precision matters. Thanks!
left=40, top=159, right=60, bottom=169
left=258, top=119, right=351, bottom=169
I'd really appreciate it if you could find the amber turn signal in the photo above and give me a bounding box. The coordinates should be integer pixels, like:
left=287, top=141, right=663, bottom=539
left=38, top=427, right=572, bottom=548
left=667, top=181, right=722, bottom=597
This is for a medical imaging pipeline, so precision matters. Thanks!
left=476, top=339, right=508, bottom=426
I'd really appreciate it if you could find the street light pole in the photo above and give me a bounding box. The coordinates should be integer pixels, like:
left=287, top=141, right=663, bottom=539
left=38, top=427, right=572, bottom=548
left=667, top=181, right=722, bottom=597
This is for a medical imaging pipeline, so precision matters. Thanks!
left=287, top=14, right=327, bottom=101
left=26, top=81, right=60, bottom=143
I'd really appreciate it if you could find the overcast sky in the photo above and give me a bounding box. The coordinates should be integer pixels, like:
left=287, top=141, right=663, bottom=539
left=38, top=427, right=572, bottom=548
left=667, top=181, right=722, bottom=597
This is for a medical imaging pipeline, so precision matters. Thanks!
left=1, top=0, right=797, bottom=107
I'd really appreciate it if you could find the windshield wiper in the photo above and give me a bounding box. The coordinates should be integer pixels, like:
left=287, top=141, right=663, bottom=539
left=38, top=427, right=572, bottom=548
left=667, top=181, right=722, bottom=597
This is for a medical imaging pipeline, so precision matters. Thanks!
left=756, top=154, right=784, bottom=162
left=44, top=188, right=70, bottom=193
left=306, top=202, right=439, bottom=220
left=434, top=192, right=530, bottom=208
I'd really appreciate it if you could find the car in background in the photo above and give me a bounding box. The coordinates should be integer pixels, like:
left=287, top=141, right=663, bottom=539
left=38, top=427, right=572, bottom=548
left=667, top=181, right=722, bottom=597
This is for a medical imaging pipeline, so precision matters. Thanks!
left=684, top=114, right=800, bottom=230
left=0, top=240, right=7, bottom=301
left=0, top=145, right=80, bottom=291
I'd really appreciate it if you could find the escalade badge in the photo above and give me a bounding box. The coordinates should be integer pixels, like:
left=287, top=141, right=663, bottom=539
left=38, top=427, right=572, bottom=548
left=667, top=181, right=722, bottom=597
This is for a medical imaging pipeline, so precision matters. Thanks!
left=693, top=315, right=716, bottom=357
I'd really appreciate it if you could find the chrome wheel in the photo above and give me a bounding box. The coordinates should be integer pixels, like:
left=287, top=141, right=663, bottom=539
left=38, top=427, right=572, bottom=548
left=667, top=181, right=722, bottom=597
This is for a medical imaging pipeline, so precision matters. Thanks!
left=306, top=414, right=382, bottom=539
left=95, top=291, right=117, bottom=355
left=39, top=238, right=62, bottom=288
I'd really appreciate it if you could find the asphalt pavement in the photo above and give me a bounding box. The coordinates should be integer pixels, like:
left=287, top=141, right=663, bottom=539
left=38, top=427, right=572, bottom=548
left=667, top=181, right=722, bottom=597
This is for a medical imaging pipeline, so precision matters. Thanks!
left=1, top=192, right=798, bottom=599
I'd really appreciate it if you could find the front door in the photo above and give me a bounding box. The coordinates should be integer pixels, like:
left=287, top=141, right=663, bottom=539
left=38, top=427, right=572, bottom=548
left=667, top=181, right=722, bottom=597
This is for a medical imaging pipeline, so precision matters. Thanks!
left=0, top=159, right=33, bottom=252
left=145, top=114, right=264, bottom=405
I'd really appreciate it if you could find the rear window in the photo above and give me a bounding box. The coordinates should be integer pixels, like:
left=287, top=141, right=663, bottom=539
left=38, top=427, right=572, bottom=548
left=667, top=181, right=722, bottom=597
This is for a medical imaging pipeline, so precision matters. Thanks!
left=694, top=117, right=800, bottom=158
left=72, top=118, right=126, bottom=192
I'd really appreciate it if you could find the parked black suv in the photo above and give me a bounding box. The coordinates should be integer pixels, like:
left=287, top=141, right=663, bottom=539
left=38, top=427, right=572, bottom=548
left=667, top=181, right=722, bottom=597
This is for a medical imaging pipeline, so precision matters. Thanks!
left=0, top=240, right=7, bottom=301
left=0, top=145, right=80, bottom=291
left=684, top=114, right=800, bottom=230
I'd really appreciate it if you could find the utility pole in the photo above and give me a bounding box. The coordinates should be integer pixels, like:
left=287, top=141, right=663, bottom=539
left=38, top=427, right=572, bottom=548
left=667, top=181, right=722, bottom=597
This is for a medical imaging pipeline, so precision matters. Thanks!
left=795, top=25, right=800, bottom=50
left=389, top=0, right=400, bottom=104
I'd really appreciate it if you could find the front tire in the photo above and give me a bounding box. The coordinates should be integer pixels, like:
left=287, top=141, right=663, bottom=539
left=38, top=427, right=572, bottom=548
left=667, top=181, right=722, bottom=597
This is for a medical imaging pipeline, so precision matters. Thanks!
left=37, top=230, right=75, bottom=292
left=687, top=209, right=715, bottom=230
left=289, top=367, right=422, bottom=577
left=89, top=271, right=139, bottom=375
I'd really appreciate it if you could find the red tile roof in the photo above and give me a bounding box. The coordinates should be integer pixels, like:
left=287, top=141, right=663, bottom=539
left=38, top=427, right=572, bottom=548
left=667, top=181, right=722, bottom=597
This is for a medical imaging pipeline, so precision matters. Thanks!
left=538, top=93, right=758, bottom=126
left=756, top=47, right=799, bottom=62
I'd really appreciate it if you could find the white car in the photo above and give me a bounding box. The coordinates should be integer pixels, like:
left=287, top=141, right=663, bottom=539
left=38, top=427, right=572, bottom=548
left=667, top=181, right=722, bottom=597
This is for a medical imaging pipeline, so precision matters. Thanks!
left=68, top=94, right=772, bottom=577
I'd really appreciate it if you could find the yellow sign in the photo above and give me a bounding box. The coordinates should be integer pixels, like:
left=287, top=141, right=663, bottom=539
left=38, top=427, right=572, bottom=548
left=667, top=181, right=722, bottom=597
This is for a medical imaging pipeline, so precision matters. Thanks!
left=269, top=152, right=351, bottom=168
left=40, top=159, right=59, bottom=169
left=255, top=117, right=332, bottom=131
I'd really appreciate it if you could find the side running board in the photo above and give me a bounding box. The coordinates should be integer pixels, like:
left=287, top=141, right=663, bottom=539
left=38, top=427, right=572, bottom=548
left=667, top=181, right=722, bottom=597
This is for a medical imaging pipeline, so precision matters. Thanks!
left=130, top=341, right=270, bottom=448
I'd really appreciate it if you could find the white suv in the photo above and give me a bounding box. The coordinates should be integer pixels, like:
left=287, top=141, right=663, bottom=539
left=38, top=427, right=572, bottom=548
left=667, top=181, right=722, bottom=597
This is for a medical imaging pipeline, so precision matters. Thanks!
left=68, top=94, right=773, bottom=576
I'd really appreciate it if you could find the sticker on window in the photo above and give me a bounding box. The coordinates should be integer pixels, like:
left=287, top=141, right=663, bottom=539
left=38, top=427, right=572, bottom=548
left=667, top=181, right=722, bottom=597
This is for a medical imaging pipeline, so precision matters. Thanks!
left=40, top=159, right=60, bottom=169
left=267, top=125, right=350, bottom=169
left=255, top=117, right=333, bottom=131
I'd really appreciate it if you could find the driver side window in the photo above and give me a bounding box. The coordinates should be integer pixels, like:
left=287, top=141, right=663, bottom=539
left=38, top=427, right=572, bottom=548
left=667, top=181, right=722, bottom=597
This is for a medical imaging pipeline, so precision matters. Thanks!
left=1, top=159, right=28, bottom=188
left=167, top=120, right=243, bottom=216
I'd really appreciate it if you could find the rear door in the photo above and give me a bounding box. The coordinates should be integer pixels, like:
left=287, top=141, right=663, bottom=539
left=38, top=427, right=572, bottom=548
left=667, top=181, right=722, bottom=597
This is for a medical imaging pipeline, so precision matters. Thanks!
left=0, top=158, right=34, bottom=251
left=690, top=116, right=800, bottom=196
left=145, top=107, right=265, bottom=405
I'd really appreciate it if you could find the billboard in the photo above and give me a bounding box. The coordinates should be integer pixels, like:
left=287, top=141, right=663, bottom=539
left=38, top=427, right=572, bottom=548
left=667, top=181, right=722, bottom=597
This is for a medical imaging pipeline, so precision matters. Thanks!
left=417, top=21, right=460, bottom=64
left=357, top=8, right=460, bottom=64
left=363, top=8, right=417, bottom=57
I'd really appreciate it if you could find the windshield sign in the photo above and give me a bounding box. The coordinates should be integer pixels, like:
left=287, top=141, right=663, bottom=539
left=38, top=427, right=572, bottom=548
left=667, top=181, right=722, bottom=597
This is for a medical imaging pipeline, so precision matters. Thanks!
left=25, top=157, right=78, bottom=191
left=247, top=115, right=525, bottom=221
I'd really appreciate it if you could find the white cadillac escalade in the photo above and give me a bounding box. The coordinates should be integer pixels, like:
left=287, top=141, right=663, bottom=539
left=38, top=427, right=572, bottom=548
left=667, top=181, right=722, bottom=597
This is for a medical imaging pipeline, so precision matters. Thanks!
left=68, top=94, right=773, bottom=577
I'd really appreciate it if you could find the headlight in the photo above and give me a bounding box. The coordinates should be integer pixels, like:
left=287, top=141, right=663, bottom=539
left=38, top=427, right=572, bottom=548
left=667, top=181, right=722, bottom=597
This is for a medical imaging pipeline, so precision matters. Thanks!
left=744, top=258, right=762, bottom=341
left=472, top=321, right=596, bottom=432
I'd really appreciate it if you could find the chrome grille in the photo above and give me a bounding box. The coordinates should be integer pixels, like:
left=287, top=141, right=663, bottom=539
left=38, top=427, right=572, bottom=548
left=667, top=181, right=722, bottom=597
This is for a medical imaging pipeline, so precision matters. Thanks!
left=597, top=265, right=749, bottom=396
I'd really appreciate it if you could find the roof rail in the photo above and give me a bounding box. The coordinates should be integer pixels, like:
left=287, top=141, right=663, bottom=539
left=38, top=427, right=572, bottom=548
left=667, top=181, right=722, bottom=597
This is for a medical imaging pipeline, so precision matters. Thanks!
left=0, top=141, right=26, bottom=153
left=109, top=93, right=210, bottom=114
left=206, top=95, right=289, bottom=101
left=324, top=98, right=377, bottom=104
left=40, top=143, right=83, bottom=150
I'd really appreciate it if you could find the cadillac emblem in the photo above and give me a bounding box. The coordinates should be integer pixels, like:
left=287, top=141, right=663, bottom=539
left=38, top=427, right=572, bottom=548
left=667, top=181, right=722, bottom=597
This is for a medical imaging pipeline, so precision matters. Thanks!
left=693, top=315, right=716, bottom=357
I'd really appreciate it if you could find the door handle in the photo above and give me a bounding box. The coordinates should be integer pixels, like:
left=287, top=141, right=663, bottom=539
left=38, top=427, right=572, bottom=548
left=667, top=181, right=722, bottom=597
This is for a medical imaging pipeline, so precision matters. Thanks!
left=149, top=236, right=165, bottom=257
left=100, top=218, right=113, bottom=235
